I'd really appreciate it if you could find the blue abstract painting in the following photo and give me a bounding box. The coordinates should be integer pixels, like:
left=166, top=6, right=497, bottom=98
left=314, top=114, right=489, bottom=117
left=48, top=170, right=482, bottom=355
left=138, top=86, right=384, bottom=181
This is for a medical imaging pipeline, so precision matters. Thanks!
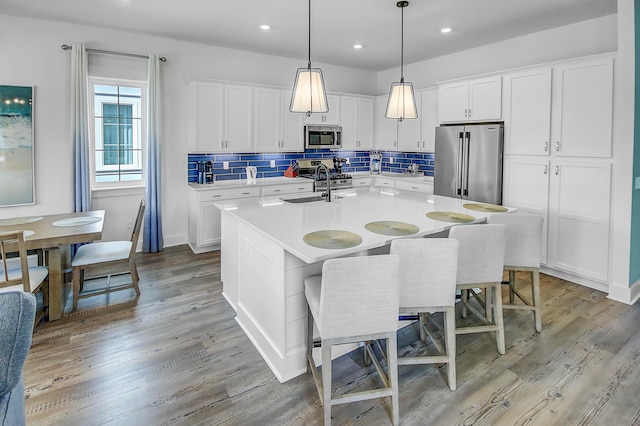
left=0, top=85, right=34, bottom=206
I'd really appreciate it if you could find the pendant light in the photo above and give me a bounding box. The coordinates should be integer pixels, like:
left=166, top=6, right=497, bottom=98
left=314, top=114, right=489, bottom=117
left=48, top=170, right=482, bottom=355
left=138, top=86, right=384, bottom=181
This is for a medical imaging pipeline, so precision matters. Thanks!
left=385, top=1, right=417, bottom=121
left=290, top=0, right=328, bottom=116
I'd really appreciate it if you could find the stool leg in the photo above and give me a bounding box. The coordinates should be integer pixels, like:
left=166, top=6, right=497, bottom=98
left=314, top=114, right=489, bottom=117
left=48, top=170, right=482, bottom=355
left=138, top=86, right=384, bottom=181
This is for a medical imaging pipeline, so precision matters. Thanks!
left=493, top=283, right=505, bottom=354
left=307, top=307, right=313, bottom=374
left=509, top=270, right=516, bottom=303
left=386, top=332, right=400, bottom=425
left=445, top=307, right=457, bottom=391
left=532, top=269, right=542, bottom=332
left=322, top=342, right=332, bottom=426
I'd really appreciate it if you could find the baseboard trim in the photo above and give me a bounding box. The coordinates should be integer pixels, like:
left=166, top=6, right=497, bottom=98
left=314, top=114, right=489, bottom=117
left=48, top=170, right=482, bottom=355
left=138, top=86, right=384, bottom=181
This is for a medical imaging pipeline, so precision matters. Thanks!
left=607, top=279, right=640, bottom=305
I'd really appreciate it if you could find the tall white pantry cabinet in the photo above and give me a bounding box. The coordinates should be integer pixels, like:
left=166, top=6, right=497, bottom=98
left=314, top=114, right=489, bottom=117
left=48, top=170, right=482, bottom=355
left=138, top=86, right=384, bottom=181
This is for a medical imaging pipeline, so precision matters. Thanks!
left=502, top=56, right=613, bottom=286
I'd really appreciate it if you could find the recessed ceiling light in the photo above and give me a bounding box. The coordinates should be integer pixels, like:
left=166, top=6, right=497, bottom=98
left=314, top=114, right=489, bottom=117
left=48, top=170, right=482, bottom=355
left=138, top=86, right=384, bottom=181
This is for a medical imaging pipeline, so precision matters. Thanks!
left=353, top=44, right=363, bottom=49
left=260, top=24, right=271, bottom=30
left=441, top=27, right=452, bottom=33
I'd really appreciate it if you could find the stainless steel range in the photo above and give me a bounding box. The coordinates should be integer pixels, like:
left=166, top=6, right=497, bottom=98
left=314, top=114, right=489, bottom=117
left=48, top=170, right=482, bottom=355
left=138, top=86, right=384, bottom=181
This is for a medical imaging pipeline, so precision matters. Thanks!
left=296, top=158, right=353, bottom=192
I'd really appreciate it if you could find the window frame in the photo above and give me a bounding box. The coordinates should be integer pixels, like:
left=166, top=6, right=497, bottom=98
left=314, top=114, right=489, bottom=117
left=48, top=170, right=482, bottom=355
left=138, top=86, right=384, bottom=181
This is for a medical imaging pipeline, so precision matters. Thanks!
left=88, top=76, right=147, bottom=190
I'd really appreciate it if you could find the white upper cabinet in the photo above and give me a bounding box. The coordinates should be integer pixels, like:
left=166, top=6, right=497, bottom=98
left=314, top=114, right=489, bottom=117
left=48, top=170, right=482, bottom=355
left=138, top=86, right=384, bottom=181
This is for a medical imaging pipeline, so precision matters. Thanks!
left=374, top=95, right=398, bottom=151
left=439, top=76, right=502, bottom=123
left=191, top=81, right=224, bottom=153
left=340, top=96, right=373, bottom=150
left=223, top=85, right=254, bottom=152
left=503, top=68, right=552, bottom=156
left=190, top=81, right=253, bottom=153
left=396, top=88, right=438, bottom=153
left=254, top=88, right=303, bottom=152
left=551, top=58, right=613, bottom=158
left=304, top=94, right=341, bottom=125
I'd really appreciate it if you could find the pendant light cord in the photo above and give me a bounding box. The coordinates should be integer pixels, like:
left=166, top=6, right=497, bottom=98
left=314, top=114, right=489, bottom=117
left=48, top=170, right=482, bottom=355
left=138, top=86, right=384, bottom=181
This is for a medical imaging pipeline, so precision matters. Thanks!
left=307, top=0, right=312, bottom=70
left=400, top=2, right=404, bottom=83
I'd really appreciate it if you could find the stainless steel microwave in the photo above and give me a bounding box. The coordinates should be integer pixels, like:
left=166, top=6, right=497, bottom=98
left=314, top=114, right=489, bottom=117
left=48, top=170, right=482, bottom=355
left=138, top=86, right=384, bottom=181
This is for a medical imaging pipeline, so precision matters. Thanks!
left=305, top=125, right=342, bottom=150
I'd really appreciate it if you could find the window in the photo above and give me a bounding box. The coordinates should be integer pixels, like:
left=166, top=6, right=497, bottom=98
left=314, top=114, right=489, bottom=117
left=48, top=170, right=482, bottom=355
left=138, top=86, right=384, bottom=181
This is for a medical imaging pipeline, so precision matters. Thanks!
left=89, top=78, right=146, bottom=186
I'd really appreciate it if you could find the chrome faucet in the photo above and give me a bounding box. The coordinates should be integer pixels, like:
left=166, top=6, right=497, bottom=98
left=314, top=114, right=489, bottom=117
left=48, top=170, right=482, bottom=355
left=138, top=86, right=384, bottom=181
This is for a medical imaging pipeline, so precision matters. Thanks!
left=315, top=164, right=331, bottom=202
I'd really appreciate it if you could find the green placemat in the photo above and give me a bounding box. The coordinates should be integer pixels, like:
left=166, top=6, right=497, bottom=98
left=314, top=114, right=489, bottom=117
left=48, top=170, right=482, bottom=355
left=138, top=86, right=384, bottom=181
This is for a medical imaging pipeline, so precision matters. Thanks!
left=463, top=203, right=508, bottom=213
left=426, top=211, right=475, bottom=223
left=303, top=230, right=363, bottom=249
left=365, top=221, right=419, bottom=236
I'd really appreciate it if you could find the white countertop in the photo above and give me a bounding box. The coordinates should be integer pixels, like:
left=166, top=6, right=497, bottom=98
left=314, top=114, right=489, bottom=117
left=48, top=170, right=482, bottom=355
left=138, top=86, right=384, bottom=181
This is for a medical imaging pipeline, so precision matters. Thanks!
left=215, top=187, right=514, bottom=264
left=188, top=172, right=433, bottom=191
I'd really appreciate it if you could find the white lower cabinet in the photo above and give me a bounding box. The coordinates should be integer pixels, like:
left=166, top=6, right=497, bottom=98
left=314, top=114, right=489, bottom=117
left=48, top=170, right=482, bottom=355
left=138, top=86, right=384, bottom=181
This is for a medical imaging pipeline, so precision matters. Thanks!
left=188, top=186, right=261, bottom=253
left=351, top=176, right=373, bottom=187
left=547, top=160, right=611, bottom=282
left=374, top=177, right=396, bottom=188
left=395, top=179, right=433, bottom=194
left=503, top=156, right=611, bottom=283
left=262, top=182, right=313, bottom=196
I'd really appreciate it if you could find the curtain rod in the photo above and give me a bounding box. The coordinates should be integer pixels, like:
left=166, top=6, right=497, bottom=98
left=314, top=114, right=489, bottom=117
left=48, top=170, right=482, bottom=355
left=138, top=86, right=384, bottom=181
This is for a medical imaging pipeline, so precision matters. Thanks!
left=61, top=44, right=167, bottom=62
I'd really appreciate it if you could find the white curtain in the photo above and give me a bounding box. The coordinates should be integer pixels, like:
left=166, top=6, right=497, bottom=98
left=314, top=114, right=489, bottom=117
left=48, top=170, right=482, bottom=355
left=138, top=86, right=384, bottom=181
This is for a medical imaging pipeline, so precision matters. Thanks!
left=71, top=43, right=91, bottom=212
left=143, top=54, right=163, bottom=253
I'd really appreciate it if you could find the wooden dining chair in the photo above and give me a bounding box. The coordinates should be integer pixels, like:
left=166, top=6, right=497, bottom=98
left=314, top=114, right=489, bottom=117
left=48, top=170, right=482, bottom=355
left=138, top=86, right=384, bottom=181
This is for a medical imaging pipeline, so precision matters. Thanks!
left=71, top=199, right=145, bottom=309
left=0, top=231, right=49, bottom=325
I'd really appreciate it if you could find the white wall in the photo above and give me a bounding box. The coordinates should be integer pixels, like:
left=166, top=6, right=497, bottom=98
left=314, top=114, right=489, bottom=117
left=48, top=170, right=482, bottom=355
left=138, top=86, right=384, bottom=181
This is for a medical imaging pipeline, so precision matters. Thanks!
left=0, top=15, right=377, bottom=245
left=376, top=14, right=618, bottom=93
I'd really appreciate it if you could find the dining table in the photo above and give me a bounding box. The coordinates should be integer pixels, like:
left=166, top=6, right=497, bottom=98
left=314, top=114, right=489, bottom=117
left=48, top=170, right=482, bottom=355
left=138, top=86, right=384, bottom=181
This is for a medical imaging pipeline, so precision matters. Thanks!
left=0, top=210, right=105, bottom=320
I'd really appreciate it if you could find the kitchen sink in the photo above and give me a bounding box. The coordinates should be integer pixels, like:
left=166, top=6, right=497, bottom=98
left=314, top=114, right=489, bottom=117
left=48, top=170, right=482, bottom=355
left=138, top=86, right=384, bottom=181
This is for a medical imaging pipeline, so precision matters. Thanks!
left=282, top=195, right=327, bottom=203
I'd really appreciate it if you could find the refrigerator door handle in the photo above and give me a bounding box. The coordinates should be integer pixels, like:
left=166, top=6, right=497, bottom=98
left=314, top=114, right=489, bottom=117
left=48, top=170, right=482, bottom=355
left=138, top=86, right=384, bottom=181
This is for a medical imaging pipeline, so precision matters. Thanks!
left=462, top=131, right=470, bottom=197
left=457, top=132, right=464, bottom=196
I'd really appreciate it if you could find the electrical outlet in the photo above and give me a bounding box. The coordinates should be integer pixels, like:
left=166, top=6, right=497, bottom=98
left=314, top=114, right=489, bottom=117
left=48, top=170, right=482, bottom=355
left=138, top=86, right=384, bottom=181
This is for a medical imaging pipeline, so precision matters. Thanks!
left=389, top=157, right=394, bottom=164
left=223, top=161, right=229, bottom=170
left=345, top=158, right=350, bottom=164
left=270, top=160, right=276, bottom=168
left=126, top=219, right=134, bottom=230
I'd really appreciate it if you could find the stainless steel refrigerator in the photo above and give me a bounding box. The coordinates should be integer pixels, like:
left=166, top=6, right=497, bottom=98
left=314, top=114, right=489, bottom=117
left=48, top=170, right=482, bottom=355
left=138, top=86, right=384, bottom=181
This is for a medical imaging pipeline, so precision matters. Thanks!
left=434, top=123, right=504, bottom=205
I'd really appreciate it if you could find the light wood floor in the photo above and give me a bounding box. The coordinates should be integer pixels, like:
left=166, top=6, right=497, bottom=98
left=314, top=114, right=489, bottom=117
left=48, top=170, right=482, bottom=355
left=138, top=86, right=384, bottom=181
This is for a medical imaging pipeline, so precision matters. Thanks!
left=23, top=245, right=640, bottom=425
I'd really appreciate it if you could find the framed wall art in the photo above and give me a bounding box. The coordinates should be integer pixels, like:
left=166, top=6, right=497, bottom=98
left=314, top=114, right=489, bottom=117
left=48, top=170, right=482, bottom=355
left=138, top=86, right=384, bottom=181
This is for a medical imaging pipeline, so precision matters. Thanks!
left=0, top=85, right=35, bottom=206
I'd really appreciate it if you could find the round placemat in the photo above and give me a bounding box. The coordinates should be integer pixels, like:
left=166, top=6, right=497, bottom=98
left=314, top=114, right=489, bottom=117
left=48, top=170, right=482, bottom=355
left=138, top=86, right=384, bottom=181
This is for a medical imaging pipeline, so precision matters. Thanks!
left=52, top=216, right=102, bottom=227
left=365, top=221, right=419, bottom=236
left=0, top=216, right=44, bottom=226
left=463, top=203, right=508, bottom=213
left=426, top=211, right=475, bottom=223
left=303, top=230, right=363, bottom=249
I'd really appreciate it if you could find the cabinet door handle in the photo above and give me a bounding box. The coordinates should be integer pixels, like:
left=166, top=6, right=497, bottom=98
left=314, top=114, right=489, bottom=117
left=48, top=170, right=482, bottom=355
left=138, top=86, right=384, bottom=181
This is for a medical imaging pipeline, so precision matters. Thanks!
left=543, top=165, right=548, bottom=175
left=555, top=141, right=560, bottom=151
left=544, top=141, right=548, bottom=152
left=417, top=141, right=420, bottom=148
left=464, top=109, right=468, bottom=118
left=554, top=166, right=559, bottom=175
left=468, top=108, right=471, bottom=118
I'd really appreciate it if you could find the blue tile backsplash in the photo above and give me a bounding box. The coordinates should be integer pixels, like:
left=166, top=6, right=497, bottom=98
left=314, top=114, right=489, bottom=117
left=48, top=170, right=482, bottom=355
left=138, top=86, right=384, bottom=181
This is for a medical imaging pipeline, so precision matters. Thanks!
left=187, top=149, right=434, bottom=182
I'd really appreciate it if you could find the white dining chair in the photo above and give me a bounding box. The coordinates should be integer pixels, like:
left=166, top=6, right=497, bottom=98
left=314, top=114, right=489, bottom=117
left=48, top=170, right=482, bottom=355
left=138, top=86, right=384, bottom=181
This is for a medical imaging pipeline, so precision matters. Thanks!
left=390, top=238, right=459, bottom=390
left=0, top=230, right=49, bottom=325
left=448, top=223, right=507, bottom=354
left=305, top=254, right=400, bottom=425
left=71, top=199, right=145, bottom=309
left=487, top=213, right=544, bottom=332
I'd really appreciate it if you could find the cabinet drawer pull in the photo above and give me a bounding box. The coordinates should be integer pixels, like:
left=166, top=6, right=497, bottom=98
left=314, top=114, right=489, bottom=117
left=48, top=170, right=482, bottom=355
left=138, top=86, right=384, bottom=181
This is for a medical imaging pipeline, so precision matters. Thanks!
left=273, top=189, right=281, bottom=192
left=411, top=186, right=418, bottom=190
left=241, top=192, right=251, bottom=195
left=211, top=195, right=222, bottom=198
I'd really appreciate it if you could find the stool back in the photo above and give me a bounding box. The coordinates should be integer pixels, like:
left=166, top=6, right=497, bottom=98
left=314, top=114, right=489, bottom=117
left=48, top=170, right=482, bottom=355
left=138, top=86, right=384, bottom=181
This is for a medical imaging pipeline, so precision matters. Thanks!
left=448, top=224, right=506, bottom=285
left=390, top=238, right=459, bottom=309
left=319, top=254, right=399, bottom=340
left=487, top=214, right=543, bottom=268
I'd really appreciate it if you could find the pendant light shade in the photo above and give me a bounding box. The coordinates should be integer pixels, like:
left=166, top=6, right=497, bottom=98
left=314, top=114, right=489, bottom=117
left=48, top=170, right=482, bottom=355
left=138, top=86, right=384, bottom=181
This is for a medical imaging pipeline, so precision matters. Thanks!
left=386, top=1, right=417, bottom=121
left=290, top=0, right=328, bottom=116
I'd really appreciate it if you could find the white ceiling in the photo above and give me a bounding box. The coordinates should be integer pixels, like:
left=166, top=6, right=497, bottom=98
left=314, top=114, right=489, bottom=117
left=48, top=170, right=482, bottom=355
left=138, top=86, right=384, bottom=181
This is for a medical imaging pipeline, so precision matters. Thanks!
left=0, top=0, right=617, bottom=71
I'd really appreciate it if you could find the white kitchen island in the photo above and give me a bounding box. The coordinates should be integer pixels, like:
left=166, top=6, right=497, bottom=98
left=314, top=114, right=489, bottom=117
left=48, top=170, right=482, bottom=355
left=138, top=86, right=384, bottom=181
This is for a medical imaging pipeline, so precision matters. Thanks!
left=216, top=187, right=513, bottom=382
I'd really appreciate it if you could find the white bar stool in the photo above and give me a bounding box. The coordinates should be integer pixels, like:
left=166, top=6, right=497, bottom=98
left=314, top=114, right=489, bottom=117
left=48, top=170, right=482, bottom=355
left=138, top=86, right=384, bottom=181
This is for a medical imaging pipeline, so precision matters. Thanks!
left=487, top=213, right=544, bottom=332
left=305, top=254, right=400, bottom=426
left=390, top=238, right=459, bottom=391
left=448, top=224, right=507, bottom=354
